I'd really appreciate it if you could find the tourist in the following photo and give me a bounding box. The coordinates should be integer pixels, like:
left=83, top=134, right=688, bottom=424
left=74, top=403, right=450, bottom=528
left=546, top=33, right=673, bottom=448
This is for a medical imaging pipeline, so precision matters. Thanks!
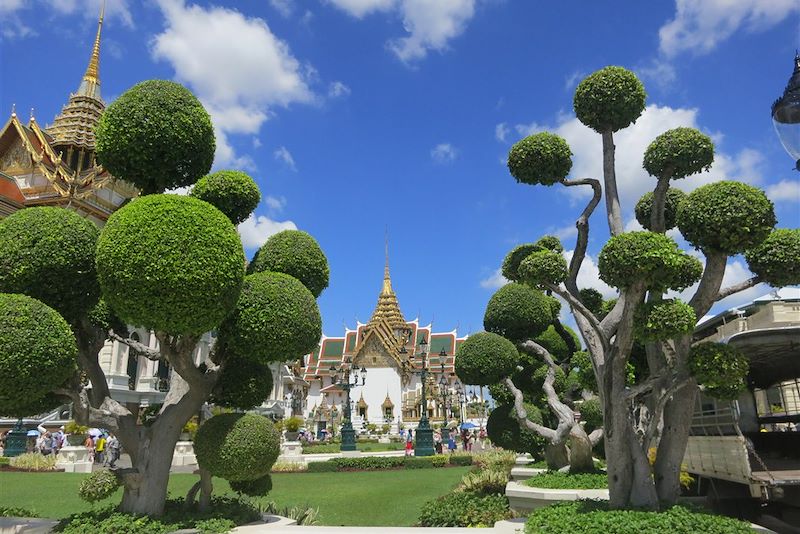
left=95, top=433, right=107, bottom=464
left=106, top=433, right=120, bottom=468
left=405, top=429, right=414, bottom=456
left=40, top=432, right=54, bottom=456
left=461, top=427, right=470, bottom=451
left=447, top=430, right=456, bottom=453
left=433, top=429, right=442, bottom=454
left=84, top=434, right=95, bottom=462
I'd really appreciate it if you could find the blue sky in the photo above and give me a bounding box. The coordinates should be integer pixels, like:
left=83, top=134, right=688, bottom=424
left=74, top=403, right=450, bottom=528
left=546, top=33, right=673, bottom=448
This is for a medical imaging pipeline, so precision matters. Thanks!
left=1, top=0, right=799, bottom=337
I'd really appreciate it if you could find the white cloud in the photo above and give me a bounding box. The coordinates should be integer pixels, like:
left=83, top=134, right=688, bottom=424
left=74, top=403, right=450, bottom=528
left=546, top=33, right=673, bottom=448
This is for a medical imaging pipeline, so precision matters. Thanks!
left=46, top=0, right=133, bottom=27
left=326, top=0, right=394, bottom=18
left=766, top=179, right=800, bottom=204
left=480, top=268, right=507, bottom=290
left=668, top=258, right=767, bottom=314
left=526, top=104, right=765, bottom=212
left=327, top=0, right=478, bottom=63
left=388, top=0, right=476, bottom=63
left=431, top=142, right=457, bottom=163
left=328, top=80, right=351, bottom=98
left=564, top=70, right=585, bottom=91
left=265, top=195, right=287, bottom=213
left=495, top=123, right=509, bottom=143
left=274, top=146, right=297, bottom=171
left=151, top=0, right=314, bottom=167
left=659, top=0, right=800, bottom=58
left=549, top=224, right=578, bottom=241
left=269, top=0, right=293, bottom=18
left=238, top=214, right=297, bottom=249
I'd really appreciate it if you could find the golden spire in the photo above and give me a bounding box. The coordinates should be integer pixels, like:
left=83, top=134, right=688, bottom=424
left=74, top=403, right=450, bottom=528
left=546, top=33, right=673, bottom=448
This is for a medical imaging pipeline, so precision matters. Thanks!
left=78, top=1, right=104, bottom=99
left=382, top=234, right=392, bottom=295
left=368, top=238, right=406, bottom=329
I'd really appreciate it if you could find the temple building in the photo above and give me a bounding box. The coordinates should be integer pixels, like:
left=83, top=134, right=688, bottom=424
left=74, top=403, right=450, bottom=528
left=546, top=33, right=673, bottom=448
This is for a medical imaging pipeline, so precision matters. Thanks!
left=298, top=253, right=468, bottom=436
left=0, top=5, right=137, bottom=222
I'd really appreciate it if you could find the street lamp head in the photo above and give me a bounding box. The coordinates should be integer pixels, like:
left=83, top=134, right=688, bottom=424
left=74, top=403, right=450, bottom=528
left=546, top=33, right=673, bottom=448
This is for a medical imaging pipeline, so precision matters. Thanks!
left=419, top=336, right=428, bottom=355
left=439, top=348, right=447, bottom=358
left=772, top=52, right=800, bottom=170
left=360, top=365, right=367, bottom=384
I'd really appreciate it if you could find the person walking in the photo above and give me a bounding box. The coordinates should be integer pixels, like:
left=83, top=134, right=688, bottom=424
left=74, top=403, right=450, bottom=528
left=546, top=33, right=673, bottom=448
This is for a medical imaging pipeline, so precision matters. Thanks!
left=106, top=433, right=121, bottom=468
left=95, top=433, right=106, bottom=465
left=405, top=429, right=414, bottom=456
left=447, top=429, right=456, bottom=453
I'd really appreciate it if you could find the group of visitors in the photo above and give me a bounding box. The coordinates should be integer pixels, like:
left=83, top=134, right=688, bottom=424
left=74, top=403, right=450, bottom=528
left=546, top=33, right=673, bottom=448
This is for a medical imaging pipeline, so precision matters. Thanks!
left=0, top=424, right=121, bottom=468
left=401, top=425, right=487, bottom=455
left=85, top=430, right=121, bottom=467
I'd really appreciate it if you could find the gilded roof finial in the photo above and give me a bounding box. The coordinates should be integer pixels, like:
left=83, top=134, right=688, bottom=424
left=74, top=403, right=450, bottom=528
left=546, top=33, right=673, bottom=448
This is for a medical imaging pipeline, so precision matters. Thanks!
left=382, top=231, right=392, bottom=295
left=78, top=0, right=104, bottom=99
left=11, top=103, right=16, bottom=117
left=30, top=108, right=35, bottom=121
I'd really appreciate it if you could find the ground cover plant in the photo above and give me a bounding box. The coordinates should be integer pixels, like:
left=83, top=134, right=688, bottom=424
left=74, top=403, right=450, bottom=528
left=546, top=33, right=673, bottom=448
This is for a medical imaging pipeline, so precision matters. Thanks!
left=455, top=65, right=800, bottom=509
left=0, top=468, right=470, bottom=527
left=525, top=501, right=752, bottom=533
left=0, top=79, right=330, bottom=517
left=524, top=471, right=608, bottom=490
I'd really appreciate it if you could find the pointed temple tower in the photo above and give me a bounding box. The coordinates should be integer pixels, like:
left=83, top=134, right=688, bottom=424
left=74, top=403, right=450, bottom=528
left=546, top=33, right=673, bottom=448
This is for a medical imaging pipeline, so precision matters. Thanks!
left=0, top=4, right=137, bottom=222
left=301, top=245, right=467, bottom=436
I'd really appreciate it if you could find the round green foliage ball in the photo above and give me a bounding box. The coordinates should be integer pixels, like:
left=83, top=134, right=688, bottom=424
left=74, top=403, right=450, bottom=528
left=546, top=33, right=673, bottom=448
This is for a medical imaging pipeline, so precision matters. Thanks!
left=216, top=271, right=321, bottom=364
left=455, top=331, right=520, bottom=386
left=677, top=181, right=776, bottom=254
left=502, top=244, right=539, bottom=282
left=230, top=474, right=272, bottom=497
left=87, top=299, right=129, bottom=338
left=488, top=382, right=515, bottom=406
left=745, top=229, right=800, bottom=287
left=248, top=230, right=330, bottom=298
left=95, top=80, right=215, bottom=194
left=484, top=284, right=554, bottom=342
left=96, top=195, right=245, bottom=335
left=573, top=66, right=646, bottom=133
left=688, top=342, right=749, bottom=400
left=79, top=469, right=121, bottom=503
left=194, top=413, right=280, bottom=481
left=598, top=231, right=702, bottom=291
left=518, top=249, right=568, bottom=286
left=578, top=398, right=603, bottom=433
left=507, top=133, right=573, bottom=186
left=533, top=325, right=579, bottom=362
left=486, top=403, right=545, bottom=456
left=535, top=235, right=564, bottom=254
left=578, top=288, right=604, bottom=317
left=634, top=299, right=696, bottom=341
left=210, top=356, right=274, bottom=411
left=0, top=207, right=99, bottom=322
left=643, top=127, right=714, bottom=179
left=634, top=188, right=687, bottom=231
left=190, top=170, right=261, bottom=225
left=0, top=294, right=77, bottom=417
left=532, top=362, right=567, bottom=394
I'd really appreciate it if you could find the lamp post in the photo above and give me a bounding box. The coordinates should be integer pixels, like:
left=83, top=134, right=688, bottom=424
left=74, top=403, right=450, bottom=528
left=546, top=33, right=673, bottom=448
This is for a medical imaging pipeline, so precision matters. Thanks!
left=407, top=336, right=435, bottom=456
left=454, top=381, right=465, bottom=423
left=772, top=53, right=800, bottom=170
left=329, top=361, right=367, bottom=452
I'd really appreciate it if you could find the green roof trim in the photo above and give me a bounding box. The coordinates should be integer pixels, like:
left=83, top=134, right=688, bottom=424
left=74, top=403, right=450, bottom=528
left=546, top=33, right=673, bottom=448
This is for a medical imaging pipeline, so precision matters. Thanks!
left=429, top=335, right=453, bottom=356
left=322, top=339, right=345, bottom=357
left=346, top=332, right=357, bottom=352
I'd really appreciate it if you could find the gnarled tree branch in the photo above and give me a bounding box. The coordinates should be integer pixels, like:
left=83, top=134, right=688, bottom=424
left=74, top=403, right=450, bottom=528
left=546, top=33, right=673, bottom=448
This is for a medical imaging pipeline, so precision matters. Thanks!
left=601, top=131, right=624, bottom=237
left=649, top=175, right=671, bottom=234
left=560, top=177, right=602, bottom=295
left=504, top=376, right=557, bottom=441
left=716, top=275, right=762, bottom=302
left=544, top=283, right=607, bottom=350
left=588, top=428, right=604, bottom=447
left=109, top=330, right=162, bottom=361
left=689, top=251, right=727, bottom=317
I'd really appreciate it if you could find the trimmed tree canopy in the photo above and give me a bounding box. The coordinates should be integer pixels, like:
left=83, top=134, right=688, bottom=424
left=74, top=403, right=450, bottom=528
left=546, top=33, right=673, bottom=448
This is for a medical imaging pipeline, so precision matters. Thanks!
left=677, top=181, right=776, bottom=254
left=96, top=194, right=245, bottom=336
left=573, top=66, right=646, bottom=133
left=578, top=288, right=604, bottom=317
left=535, top=235, right=564, bottom=254
left=518, top=249, right=568, bottom=286
left=194, top=413, right=280, bottom=482
left=634, top=188, right=686, bottom=231
left=210, top=355, right=274, bottom=411
left=0, top=207, right=99, bottom=322
left=230, top=474, right=272, bottom=497
left=745, top=229, right=800, bottom=287
left=484, top=283, right=554, bottom=342
left=643, top=127, right=714, bottom=180
left=190, top=170, right=261, bottom=225
left=455, top=331, right=519, bottom=386
left=0, top=293, right=77, bottom=417
left=95, top=80, right=215, bottom=194
left=248, top=230, right=330, bottom=298
left=598, top=231, right=702, bottom=291
left=688, top=342, right=749, bottom=400
left=534, top=325, right=580, bottom=362
left=486, top=403, right=545, bottom=456
left=216, top=271, right=322, bottom=364
left=634, top=299, right=696, bottom=341
left=502, top=243, right=540, bottom=282
left=507, top=132, right=573, bottom=186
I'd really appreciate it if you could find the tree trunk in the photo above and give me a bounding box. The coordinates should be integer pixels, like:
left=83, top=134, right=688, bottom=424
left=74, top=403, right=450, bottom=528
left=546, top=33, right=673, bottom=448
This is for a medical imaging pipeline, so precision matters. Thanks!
left=654, top=380, right=697, bottom=505
left=120, top=429, right=179, bottom=516
left=568, top=425, right=595, bottom=473
left=544, top=442, right=569, bottom=470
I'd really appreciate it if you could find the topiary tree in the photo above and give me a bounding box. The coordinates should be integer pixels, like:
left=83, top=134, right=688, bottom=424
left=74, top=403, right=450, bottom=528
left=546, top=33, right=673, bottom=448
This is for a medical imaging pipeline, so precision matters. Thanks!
left=190, top=170, right=261, bottom=225
left=0, top=80, right=329, bottom=518
left=95, top=79, right=215, bottom=195
left=490, top=65, right=798, bottom=510
left=248, top=229, right=330, bottom=298
left=457, top=279, right=602, bottom=473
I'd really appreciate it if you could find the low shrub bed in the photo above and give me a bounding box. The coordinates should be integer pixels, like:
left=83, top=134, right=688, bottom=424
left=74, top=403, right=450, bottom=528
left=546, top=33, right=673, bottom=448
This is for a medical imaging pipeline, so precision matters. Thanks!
left=306, top=454, right=469, bottom=472
left=525, top=501, right=752, bottom=533
left=418, top=491, right=512, bottom=527
left=1, top=506, right=37, bottom=518
left=524, top=471, right=607, bottom=490
left=54, top=497, right=261, bottom=534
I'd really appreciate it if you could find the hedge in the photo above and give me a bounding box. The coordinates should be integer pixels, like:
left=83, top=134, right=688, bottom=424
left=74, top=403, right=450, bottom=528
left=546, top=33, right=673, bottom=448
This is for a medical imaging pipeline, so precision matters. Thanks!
left=305, top=454, right=471, bottom=472
left=418, top=491, right=511, bottom=527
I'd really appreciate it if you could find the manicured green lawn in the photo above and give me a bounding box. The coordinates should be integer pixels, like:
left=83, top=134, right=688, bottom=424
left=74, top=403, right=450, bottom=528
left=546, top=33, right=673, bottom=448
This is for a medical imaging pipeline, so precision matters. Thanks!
left=302, top=441, right=404, bottom=454
left=0, top=467, right=470, bottom=526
